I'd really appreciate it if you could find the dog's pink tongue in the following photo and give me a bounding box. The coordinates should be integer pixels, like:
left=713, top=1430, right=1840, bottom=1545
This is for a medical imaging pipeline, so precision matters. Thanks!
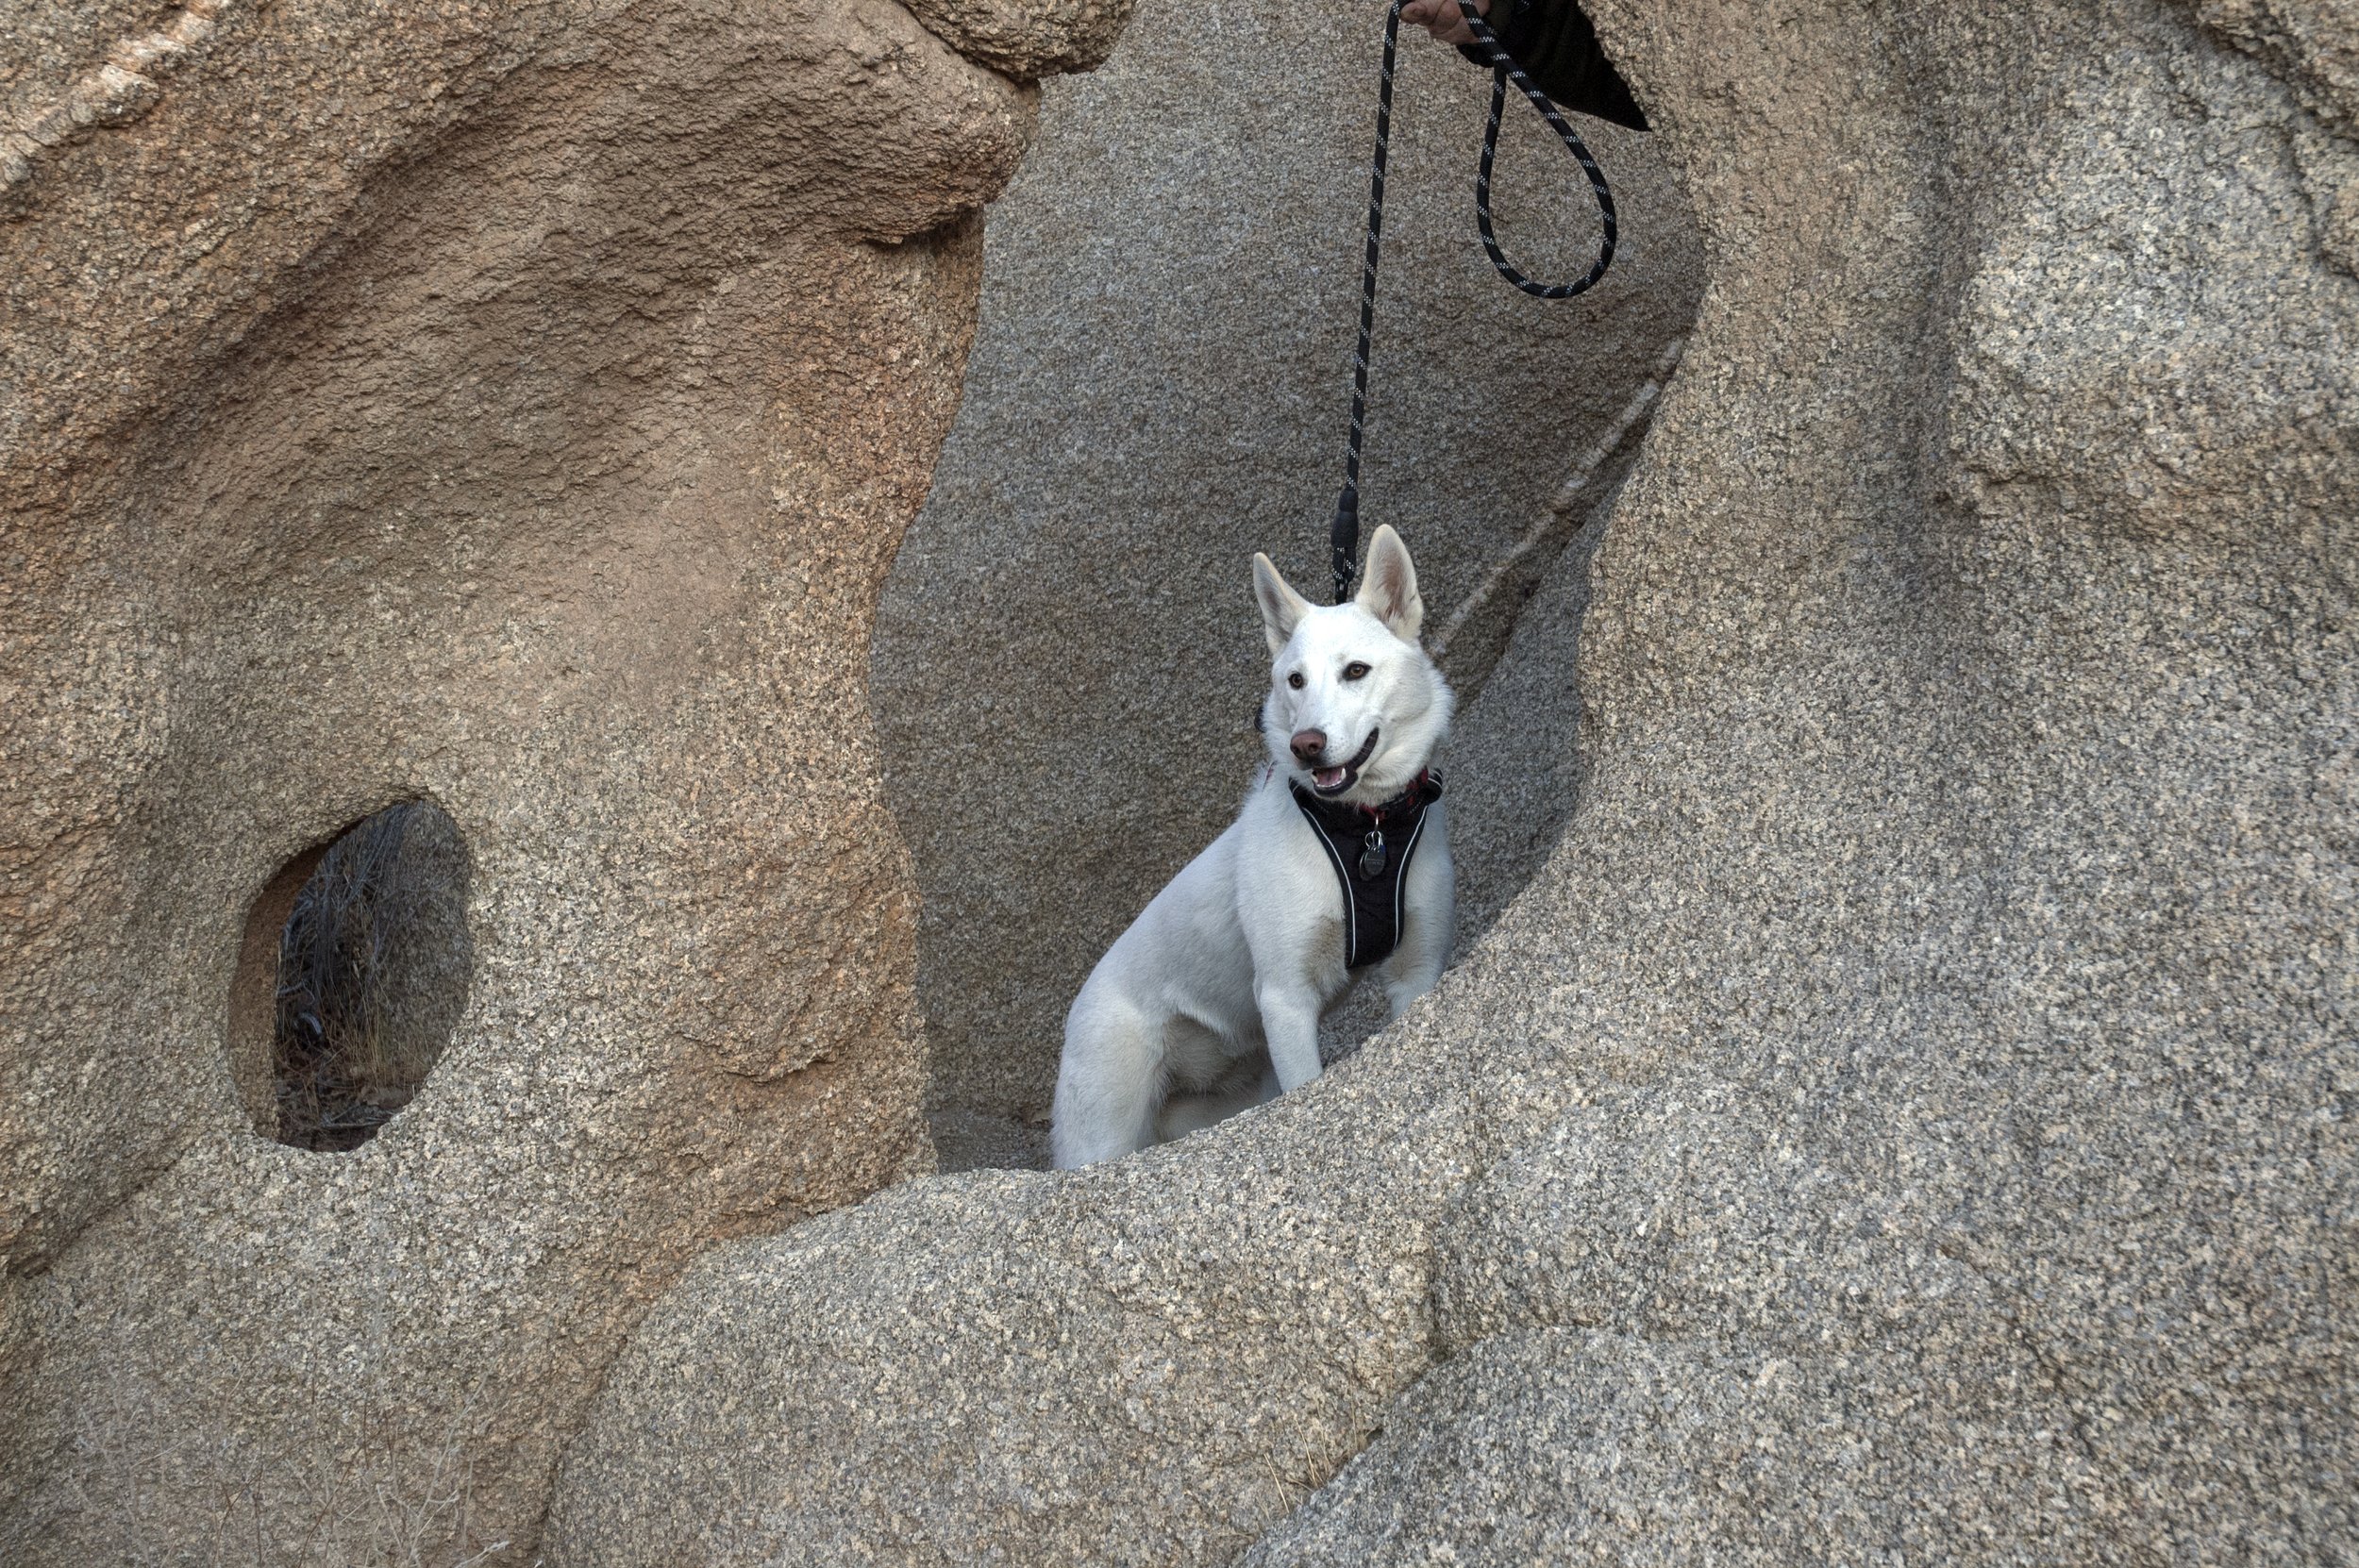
left=1314, top=766, right=1347, bottom=790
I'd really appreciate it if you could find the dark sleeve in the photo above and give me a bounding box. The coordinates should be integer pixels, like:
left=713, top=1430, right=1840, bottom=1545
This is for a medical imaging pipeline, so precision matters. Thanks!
left=1455, top=0, right=1650, bottom=131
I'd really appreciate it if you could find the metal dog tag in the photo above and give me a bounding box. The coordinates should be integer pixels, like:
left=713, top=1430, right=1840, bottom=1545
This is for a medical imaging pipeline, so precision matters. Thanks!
left=1359, top=830, right=1386, bottom=877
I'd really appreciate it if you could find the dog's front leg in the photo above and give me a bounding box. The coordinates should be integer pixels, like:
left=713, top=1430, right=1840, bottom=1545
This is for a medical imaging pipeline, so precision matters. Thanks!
left=1383, top=826, right=1455, bottom=1024
left=1256, top=981, right=1325, bottom=1092
left=1381, top=949, right=1446, bottom=1024
left=1380, top=892, right=1451, bottom=1022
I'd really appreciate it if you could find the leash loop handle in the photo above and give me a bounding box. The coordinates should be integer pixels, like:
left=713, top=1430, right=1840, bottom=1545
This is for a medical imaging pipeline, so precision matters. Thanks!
left=1330, top=0, right=1619, bottom=603
left=1460, top=0, right=1619, bottom=299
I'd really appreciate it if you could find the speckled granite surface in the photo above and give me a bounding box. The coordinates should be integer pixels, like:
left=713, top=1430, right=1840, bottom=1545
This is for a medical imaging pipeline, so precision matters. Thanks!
left=0, top=1, right=1120, bottom=1561
left=552, top=0, right=2357, bottom=1561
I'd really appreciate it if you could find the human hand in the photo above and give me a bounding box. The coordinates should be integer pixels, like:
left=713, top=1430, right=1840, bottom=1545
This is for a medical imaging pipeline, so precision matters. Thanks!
left=1400, top=0, right=1487, bottom=47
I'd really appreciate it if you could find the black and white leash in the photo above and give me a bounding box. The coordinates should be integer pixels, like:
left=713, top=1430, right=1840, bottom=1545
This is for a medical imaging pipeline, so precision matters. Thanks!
left=1329, top=0, right=1620, bottom=604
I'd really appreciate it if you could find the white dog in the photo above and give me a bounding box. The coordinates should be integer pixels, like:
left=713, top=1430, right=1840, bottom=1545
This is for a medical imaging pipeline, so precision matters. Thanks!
left=1050, top=525, right=1456, bottom=1168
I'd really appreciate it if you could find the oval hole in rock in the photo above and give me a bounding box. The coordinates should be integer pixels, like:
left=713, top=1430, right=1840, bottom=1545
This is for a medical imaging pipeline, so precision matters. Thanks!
left=227, top=802, right=473, bottom=1152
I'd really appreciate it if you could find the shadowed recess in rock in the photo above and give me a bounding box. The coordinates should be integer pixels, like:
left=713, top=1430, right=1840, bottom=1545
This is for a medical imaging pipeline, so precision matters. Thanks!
left=872, top=0, right=1707, bottom=1172
left=222, top=801, right=475, bottom=1153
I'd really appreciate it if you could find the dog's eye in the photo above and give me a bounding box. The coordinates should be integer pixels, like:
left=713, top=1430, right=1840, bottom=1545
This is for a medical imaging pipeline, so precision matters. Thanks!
left=1342, top=661, right=1371, bottom=681
left=1287, top=671, right=1305, bottom=690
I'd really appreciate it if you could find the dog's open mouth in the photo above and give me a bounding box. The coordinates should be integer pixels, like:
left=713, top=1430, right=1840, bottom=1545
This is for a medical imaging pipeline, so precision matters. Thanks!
left=1311, top=728, right=1380, bottom=796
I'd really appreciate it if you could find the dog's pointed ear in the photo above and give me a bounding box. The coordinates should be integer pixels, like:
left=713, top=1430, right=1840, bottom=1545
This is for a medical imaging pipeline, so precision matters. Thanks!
left=1354, top=525, right=1423, bottom=642
left=1253, top=553, right=1311, bottom=656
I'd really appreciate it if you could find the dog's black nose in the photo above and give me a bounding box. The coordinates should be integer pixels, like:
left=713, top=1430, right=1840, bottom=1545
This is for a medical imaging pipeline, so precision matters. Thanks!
left=1290, top=728, right=1327, bottom=765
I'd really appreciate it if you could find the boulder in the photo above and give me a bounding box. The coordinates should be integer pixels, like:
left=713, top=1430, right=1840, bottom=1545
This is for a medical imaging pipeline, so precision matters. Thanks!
left=551, top=0, right=2358, bottom=1560
left=0, top=0, right=1114, bottom=1560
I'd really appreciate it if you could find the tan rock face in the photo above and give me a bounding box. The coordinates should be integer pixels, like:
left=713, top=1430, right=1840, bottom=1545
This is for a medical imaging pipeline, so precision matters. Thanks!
left=553, top=0, right=2357, bottom=1563
left=0, top=0, right=1115, bottom=1560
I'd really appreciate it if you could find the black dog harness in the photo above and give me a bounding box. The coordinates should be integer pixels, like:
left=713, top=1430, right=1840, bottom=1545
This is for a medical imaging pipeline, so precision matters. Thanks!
left=1290, top=770, right=1445, bottom=969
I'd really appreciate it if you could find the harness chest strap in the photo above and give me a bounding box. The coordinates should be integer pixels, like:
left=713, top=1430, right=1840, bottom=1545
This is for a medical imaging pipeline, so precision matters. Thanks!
left=1289, top=770, right=1445, bottom=970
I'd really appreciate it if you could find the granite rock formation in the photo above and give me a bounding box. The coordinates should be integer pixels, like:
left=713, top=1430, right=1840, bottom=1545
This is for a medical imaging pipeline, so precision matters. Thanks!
left=553, top=0, right=2357, bottom=1561
left=0, top=0, right=1119, bottom=1561
left=869, top=0, right=1703, bottom=1169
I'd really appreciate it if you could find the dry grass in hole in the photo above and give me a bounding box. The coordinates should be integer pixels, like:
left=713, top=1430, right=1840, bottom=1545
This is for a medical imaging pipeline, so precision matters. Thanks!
left=273, top=802, right=472, bottom=1152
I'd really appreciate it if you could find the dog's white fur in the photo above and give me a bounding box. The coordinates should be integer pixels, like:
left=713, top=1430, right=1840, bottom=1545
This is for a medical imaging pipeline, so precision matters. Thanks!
left=1050, top=526, right=1456, bottom=1169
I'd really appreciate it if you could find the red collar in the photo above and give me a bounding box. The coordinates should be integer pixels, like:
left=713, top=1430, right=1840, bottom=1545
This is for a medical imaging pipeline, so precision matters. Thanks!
left=1288, top=767, right=1441, bottom=833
